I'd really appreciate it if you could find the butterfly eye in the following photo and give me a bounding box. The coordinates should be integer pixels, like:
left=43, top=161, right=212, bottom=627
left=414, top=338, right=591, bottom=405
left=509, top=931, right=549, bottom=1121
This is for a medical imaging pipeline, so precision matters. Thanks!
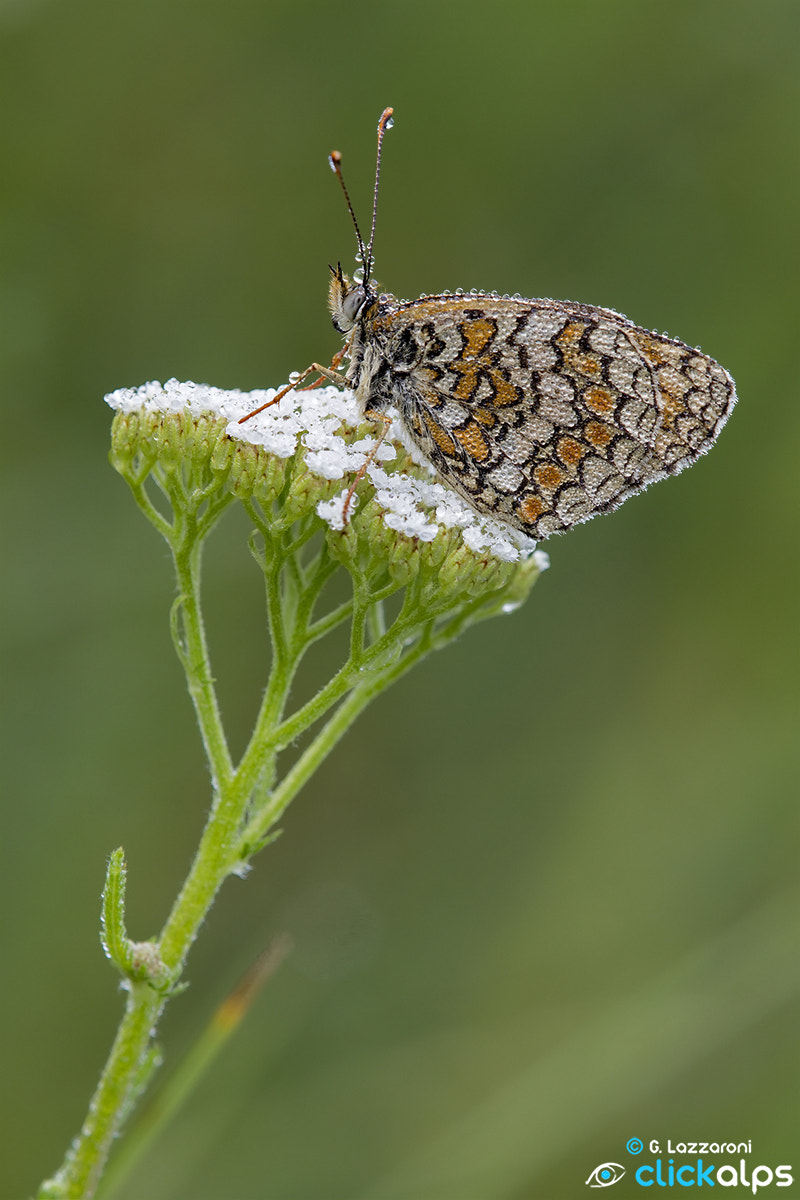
left=342, top=286, right=365, bottom=322
left=331, top=284, right=366, bottom=333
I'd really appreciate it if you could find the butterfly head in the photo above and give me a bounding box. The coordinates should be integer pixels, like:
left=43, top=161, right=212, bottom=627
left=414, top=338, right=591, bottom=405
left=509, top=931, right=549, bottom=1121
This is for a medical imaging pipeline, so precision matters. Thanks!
left=328, top=263, right=376, bottom=333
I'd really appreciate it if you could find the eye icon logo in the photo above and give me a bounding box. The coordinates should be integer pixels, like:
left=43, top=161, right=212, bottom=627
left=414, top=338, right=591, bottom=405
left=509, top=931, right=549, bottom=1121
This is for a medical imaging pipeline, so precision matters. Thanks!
left=586, top=1162, right=626, bottom=1187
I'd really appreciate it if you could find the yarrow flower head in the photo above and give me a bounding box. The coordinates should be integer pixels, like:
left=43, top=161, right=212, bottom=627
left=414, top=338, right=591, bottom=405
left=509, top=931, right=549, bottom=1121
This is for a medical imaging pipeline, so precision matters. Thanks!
left=106, top=379, right=549, bottom=603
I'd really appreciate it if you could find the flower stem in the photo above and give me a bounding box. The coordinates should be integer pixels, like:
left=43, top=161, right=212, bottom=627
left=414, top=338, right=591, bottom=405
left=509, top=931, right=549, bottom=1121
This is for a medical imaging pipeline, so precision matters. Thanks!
left=38, top=988, right=164, bottom=1199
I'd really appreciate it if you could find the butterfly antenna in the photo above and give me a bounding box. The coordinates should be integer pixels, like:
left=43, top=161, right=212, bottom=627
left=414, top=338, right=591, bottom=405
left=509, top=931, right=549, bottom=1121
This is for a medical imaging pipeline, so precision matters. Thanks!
left=328, top=150, right=367, bottom=275
left=365, top=107, right=394, bottom=286
left=328, top=108, right=394, bottom=288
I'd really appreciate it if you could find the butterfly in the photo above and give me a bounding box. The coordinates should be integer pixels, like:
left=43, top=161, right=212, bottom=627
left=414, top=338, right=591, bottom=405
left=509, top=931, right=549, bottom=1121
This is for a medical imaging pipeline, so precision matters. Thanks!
left=242, top=108, right=736, bottom=540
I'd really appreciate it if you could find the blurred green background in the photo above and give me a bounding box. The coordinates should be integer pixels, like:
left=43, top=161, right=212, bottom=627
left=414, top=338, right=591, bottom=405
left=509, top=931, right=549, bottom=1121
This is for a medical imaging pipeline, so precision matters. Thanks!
left=1, top=0, right=798, bottom=1196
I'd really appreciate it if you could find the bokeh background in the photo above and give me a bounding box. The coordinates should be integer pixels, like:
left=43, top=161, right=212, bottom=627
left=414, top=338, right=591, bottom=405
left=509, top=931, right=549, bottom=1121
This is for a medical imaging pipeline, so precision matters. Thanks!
left=2, top=1, right=798, bottom=1197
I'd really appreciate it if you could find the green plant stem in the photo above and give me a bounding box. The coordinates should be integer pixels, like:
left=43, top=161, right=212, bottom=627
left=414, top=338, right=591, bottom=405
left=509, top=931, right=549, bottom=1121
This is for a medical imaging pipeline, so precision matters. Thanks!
left=97, top=936, right=292, bottom=1200
left=47, top=565, right=406, bottom=1196
left=39, top=987, right=164, bottom=1199
left=171, top=520, right=234, bottom=792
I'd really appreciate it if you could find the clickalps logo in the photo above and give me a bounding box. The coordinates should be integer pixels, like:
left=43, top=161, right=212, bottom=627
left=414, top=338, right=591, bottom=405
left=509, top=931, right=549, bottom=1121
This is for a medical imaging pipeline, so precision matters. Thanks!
left=585, top=1139, right=794, bottom=1191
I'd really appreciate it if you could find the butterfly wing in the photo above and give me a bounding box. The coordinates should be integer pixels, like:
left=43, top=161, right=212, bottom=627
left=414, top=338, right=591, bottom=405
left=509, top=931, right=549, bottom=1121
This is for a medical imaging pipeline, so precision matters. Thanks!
left=376, top=295, right=735, bottom=538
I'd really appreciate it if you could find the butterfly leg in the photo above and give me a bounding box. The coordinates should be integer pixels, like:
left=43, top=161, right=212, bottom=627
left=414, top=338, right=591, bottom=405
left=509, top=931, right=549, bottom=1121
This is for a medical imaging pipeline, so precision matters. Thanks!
left=298, top=347, right=349, bottom=392
left=238, top=360, right=349, bottom=423
left=341, top=408, right=393, bottom=523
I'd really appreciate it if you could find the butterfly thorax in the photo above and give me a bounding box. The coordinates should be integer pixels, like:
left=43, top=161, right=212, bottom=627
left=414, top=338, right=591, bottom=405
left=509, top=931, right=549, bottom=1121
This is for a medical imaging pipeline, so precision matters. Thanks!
left=327, top=264, right=407, bottom=415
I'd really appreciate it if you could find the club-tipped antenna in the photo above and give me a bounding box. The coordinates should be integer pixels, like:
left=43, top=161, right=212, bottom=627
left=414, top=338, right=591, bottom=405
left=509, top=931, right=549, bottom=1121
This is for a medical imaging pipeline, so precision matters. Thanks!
left=328, top=107, right=394, bottom=288
left=328, top=150, right=366, bottom=272
left=366, top=107, right=394, bottom=284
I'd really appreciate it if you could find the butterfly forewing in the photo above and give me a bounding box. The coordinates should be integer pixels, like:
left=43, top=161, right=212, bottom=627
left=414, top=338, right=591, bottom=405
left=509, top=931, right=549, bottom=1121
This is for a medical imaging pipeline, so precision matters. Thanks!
left=366, top=294, right=735, bottom=538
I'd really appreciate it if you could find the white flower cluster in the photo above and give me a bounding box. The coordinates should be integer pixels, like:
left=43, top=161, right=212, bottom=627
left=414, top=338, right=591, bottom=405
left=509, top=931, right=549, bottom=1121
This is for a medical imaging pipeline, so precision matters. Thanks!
left=104, top=378, right=549, bottom=568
